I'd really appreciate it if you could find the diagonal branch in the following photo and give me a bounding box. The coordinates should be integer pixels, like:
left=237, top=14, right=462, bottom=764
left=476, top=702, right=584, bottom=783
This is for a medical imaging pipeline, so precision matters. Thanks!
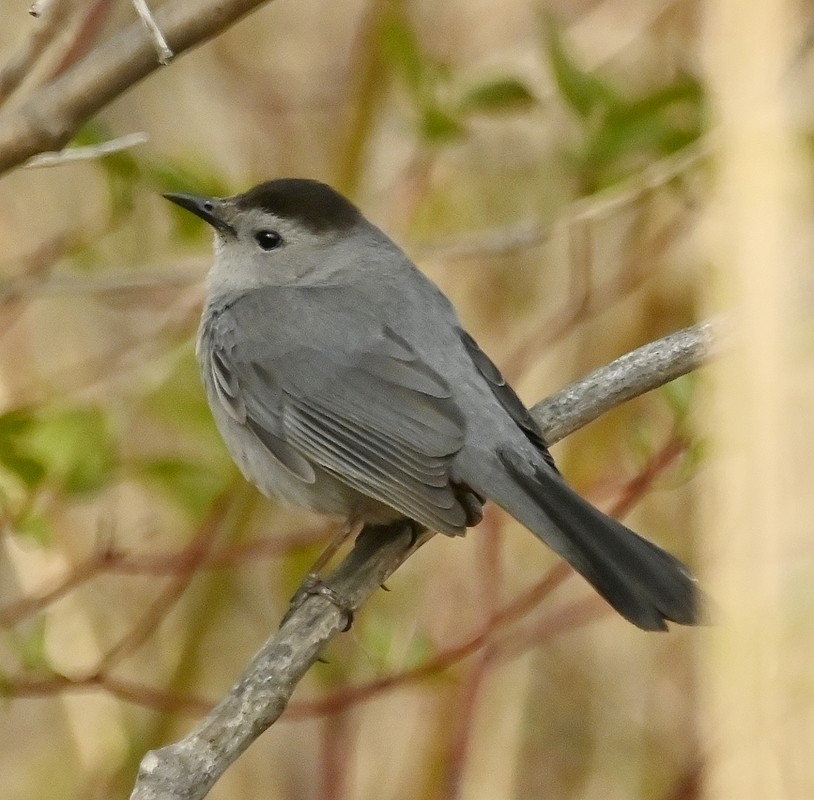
left=129, top=319, right=717, bottom=800
left=0, top=0, right=72, bottom=106
left=0, top=0, right=275, bottom=175
left=535, top=318, right=719, bottom=443
left=132, top=0, right=174, bottom=65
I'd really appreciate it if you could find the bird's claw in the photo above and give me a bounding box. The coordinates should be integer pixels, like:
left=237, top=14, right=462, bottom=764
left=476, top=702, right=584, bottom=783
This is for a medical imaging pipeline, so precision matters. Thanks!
left=284, top=573, right=354, bottom=631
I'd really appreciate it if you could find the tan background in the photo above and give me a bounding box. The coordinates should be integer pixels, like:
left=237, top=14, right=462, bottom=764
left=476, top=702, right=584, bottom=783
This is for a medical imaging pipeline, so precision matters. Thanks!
left=0, top=1, right=810, bottom=799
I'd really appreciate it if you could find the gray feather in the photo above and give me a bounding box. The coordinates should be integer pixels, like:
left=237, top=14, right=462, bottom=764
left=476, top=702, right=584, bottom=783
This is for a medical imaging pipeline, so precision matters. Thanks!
left=202, top=285, right=469, bottom=533
left=469, top=445, right=698, bottom=630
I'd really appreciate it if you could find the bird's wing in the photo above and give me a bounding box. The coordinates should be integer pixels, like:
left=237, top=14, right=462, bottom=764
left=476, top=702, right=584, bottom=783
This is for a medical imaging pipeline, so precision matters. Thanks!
left=203, top=286, right=469, bottom=533
left=457, top=328, right=559, bottom=471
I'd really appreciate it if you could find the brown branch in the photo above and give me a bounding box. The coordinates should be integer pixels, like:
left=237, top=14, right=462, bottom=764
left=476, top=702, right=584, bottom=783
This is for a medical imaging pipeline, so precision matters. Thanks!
left=286, top=561, right=573, bottom=720
left=95, top=490, right=233, bottom=672
left=496, top=596, right=611, bottom=662
left=0, top=0, right=72, bottom=106
left=5, top=672, right=212, bottom=715
left=0, top=0, right=276, bottom=174
left=0, top=526, right=327, bottom=627
left=129, top=320, right=717, bottom=800
left=45, top=0, right=116, bottom=80
left=0, top=547, right=115, bottom=627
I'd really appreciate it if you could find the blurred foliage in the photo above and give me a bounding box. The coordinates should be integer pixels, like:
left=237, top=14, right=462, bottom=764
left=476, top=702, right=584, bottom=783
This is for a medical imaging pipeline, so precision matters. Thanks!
left=142, top=350, right=223, bottom=442
left=0, top=3, right=714, bottom=800
left=542, top=14, right=704, bottom=191
left=0, top=405, right=117, bottom=543
left=134, top=352, right=237, bottom=512
left=4, top=617, right=49, bottom=673
left=379, top=8, right=537, bottom=144
left=134, top=457, right=229, bottom=517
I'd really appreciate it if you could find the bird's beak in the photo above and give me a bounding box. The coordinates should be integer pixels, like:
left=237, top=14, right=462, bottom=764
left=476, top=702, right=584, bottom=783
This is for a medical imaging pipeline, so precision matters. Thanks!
left=163, top=192, right=236, bottom=236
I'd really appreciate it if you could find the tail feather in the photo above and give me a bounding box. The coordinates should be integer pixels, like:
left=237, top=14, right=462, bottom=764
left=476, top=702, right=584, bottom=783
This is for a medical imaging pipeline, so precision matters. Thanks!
left=486, top=448, right=699, bottom=630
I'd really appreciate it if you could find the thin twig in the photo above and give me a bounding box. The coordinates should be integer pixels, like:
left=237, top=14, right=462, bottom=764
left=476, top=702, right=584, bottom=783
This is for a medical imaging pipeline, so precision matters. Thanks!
left=288, top=432, right=685, bottom=722
left=95, top=491, right=233, bottom=672
left=22, top=131, right=148, bottom=168
left=287, top=562, right=573, bottom=719
left=46, top=0, right=116, bottom=79
left=0, top=0, right=71, bottom=105
left=0, top=526, right=327, bottom=629
left=1, top=389, right=702, bottom=724
left=129, top=319, right=717, bottom=800
left=424, top=141, right=707, bottom=262
left=0, top=0, right=276, bottom=174
left=29, top=0, right=57, bottom=18
left=132, top=0, right=174, bottom=65
left=0, top=548, right=116, bottom=627
left=6, top=672, right=212, bottom=715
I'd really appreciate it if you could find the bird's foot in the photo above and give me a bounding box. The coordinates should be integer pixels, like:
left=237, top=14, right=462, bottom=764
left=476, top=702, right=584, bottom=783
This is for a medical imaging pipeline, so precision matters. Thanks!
left=283, top=573, right=354, bottom=631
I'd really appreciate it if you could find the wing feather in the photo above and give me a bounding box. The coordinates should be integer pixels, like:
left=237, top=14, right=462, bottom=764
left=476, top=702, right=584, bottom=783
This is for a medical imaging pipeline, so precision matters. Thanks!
left=203, top=287, right=468, bottom=533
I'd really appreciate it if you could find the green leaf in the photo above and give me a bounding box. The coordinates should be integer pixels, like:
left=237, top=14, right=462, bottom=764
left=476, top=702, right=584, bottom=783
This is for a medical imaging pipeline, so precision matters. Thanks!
left=26, top=407, right=117, bottom=495
left=146, top=158, right=230, bottom=199
left=459, top=78, right=536, bottom=115
left=625, top=76, right=703, bottom=120
left=13, top=618, right=50, bottom=672
left=541, top=13, right=616, bottom=118
left=579, top=76, right=703, bottom=184
left=0, top=408, right=46, bottom=488
left=378, top=9, right=426, bottom=97
left=0, top=408, right=37, bottom=437
left=71, top=120, right=112, bottom=148
left=143, top=351, right=220, bottom=440
left=72, top=121, right=141, bottom=219
left=0, top=451, right=46, bottom=488
left=420, top=106, right=466, bottom=142
left=662, top=374, right=695, bottom=423
left=135, top=458, right=228, bottom=516
left=15, top=510, right=51, bottom=545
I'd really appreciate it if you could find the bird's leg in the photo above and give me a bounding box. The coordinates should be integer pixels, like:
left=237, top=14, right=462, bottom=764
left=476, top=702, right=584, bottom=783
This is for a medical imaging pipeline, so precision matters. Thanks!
left=307, top=518, right=364, bottom=576
left=283, top=518, right=364, bottom=630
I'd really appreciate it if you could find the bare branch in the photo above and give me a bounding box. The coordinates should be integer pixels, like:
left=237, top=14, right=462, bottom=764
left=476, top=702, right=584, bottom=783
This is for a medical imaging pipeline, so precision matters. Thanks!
left=129, top=319, right=717, bottom=800
left=423, top=140, right=707, bottom=262
left=0, top=0, right=72, bottom=105
left=533, top=319, right=719, bottom=444
left=22, top=131, right=148, bottom=167
left=29, top=0, right=58, bottom=19
left=0, top=0, right=275, bottom=174
left=131, top=0, right=174, bottom=65
left=0, top=265, right=201, bottom=301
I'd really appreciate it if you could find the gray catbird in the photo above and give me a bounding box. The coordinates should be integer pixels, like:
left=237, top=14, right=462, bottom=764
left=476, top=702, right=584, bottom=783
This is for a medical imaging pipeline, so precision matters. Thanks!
left=164, top=179, right=699, bottom=631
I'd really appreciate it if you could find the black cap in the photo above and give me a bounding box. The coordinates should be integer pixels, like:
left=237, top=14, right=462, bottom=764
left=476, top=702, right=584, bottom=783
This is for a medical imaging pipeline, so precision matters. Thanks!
left=234, top=179, right=362, bottom=234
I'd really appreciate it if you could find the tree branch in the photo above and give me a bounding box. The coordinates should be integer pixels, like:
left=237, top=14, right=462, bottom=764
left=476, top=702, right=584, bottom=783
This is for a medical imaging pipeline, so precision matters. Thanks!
left=534, top=318, right=719, bottom=443
left=129, top=319, right=717, bottom=800
left=0, top=0, right=72, bottom=105
left=22, top=131, right=148, bottom=168
left=131, top=0, right=174, bottom=65
left=0, top=0, right=275, bottom=175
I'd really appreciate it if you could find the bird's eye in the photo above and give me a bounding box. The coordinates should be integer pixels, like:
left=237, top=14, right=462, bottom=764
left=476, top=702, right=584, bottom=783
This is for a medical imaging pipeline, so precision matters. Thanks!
left=254, top=230, right=283, bottom=251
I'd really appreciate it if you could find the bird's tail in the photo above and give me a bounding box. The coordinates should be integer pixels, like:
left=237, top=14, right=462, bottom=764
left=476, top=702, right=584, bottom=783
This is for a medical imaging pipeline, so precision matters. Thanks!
left=481, top=447, right=699, bottom=630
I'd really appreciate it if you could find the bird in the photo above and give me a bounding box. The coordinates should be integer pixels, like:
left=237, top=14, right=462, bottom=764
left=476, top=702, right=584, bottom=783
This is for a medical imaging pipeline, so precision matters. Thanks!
left=164, top=178, right=699, bottom=631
